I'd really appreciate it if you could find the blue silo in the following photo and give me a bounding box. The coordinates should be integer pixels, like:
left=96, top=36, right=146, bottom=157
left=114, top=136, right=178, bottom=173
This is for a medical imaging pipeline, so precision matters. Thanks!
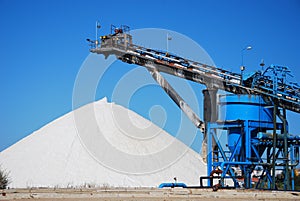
left=219, top=95, right=273, bottom=159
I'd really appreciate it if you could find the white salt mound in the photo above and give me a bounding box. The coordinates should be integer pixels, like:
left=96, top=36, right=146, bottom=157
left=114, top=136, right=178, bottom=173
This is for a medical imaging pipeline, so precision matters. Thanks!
left=0, top=98, right=206, bottom=188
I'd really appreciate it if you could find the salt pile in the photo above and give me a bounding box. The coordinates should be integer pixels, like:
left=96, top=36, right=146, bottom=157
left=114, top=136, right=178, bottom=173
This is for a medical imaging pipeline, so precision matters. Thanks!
left=0, top=98, right=206, bottom=188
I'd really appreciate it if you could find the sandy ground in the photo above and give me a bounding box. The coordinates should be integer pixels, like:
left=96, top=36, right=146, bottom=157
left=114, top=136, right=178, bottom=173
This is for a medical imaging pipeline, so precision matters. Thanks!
left=1, top=188, right=300, bottom=201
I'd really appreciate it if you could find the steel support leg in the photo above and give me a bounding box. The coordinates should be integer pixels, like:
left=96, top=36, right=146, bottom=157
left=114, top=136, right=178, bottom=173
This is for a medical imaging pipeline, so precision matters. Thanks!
left=207, top=122, right=212, bottom=186
left=272, top=106, right=277, bottom=190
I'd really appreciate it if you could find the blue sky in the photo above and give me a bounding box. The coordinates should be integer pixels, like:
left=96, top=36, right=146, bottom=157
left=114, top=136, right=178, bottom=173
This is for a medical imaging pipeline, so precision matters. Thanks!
left=0, top=0, right=300, bottom=152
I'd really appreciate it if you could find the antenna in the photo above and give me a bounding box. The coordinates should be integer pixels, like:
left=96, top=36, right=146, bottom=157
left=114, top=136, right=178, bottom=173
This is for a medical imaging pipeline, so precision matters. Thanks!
left=96, top=20, right=101, bottom=47
left=260, top=59, right=265, bottom=71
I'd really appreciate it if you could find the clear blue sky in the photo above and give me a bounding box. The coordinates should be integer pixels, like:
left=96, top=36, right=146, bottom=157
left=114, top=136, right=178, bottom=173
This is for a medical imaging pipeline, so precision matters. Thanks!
left=0, top=0, right=299, bottom=152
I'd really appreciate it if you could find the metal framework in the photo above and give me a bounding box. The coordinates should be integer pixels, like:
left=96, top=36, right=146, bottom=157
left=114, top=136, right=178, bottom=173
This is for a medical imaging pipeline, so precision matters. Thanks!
left=206, top=117, right=300, bottom=189
left=87, top=25, right=300, bottom=190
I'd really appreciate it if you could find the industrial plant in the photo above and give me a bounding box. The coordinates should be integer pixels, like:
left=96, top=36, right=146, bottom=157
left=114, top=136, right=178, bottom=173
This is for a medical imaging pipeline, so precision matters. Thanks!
left=88, top=24, right=300, bottom=191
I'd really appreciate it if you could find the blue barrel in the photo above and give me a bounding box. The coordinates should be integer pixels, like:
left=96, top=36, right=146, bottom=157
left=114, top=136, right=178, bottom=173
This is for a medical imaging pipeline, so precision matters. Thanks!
left=219, top=95, right=273, bottom=155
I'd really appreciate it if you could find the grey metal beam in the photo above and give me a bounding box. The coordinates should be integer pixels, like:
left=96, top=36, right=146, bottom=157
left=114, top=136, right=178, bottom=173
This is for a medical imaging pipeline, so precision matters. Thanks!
left=146, top=67, right=204, bottom=131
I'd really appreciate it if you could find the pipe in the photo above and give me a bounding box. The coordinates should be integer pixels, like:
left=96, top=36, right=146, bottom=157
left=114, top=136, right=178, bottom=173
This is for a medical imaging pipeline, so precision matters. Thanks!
left=220, top=161, right=296, bottom=168
left=210, top=169, right=223, bottom=177
left=220, top=162, right=251, bottom=179
left=158, top=183, right=187, bottom=188
left=219, top=161, right=266, bottom=177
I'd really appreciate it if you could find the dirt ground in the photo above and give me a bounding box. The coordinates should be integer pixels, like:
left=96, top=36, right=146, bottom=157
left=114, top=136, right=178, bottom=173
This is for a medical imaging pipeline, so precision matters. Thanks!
left=1, top=187, right=300, bottom=201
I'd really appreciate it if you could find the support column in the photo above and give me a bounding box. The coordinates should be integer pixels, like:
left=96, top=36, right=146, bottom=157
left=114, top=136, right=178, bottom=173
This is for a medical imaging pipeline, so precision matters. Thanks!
left=202, top=89, right=218, bottom=122
left=271, top=105, right=277, bottom=190
left=207, top=122, right=213, bottom=186
left=147, top=68, right=204, bottom=129
left=282, top=108, right=290, bottom=190
left=290, top=145, right=295, bottom=190
left=202, top=89, right=218, bottom=163
left=244, top=120, right=251, bottom=189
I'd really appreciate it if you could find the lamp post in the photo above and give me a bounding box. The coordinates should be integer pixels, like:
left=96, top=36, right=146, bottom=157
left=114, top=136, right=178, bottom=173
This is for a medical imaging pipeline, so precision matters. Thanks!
left=240, top=46, right=252, bottom=85
left=241, top=46, right=252, bottom=67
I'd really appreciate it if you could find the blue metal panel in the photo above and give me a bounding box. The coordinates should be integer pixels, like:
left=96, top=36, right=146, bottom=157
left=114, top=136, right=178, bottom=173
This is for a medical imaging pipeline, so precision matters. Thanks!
left=228, top=128, right=242, bottom=156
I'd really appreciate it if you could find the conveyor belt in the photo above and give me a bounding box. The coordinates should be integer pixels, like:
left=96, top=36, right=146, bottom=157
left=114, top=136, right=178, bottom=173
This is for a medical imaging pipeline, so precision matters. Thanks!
left=89, top=31, right=300, bottom=113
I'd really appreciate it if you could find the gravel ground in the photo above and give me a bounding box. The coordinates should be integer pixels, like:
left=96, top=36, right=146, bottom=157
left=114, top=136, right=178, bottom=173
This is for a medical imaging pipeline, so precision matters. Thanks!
left=1, top=188, right=300, bottom=201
